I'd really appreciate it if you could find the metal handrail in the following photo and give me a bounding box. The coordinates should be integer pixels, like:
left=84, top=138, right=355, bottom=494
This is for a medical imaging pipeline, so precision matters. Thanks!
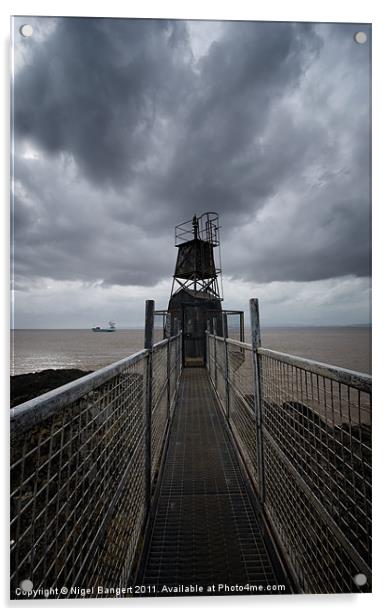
left=206, top=329, right=372, bottom=594
left=10, top=331, right=183, bottom=595
left=207, top=333, right=371, bottom=393
left=258, top=347, right=371, bottom=394
left=11, top=333, right=181, bottom=436
left=10, top=349, right=149, bottom=434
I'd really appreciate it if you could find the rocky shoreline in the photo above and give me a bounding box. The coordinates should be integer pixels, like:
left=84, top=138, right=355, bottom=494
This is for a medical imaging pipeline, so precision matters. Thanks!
left=10, top=369, right=92, bottom=408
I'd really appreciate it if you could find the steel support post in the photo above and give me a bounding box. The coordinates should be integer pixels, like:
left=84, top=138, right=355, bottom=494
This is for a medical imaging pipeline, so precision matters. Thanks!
left=250, top=298, right=265, bottom=504
left=144, top=299, right=154, bottom=513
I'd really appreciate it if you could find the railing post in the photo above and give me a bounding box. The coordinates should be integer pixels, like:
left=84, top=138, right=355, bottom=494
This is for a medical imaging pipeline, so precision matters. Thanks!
left=240, top=311, right=245, bottom=342
left=144, top=300, right=154, bottom=514
left=213, top=317, right=218, bottom=390
left=222, top=313, right=230, bottom=420
left=222, top=312, right=228, bottom=339
left=206, top=319, right=211, bottom=370
left=250, top=298, right=265, bottom=504
left=166, top=313, right=171, bottom=419
left=174, top=317, right=181, bottom=368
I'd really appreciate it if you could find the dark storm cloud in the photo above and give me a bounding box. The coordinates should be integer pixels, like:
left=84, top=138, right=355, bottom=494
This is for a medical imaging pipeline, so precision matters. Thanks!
left=14, top=17, right=193, bottom=187
left=12, top=18, right=371, bottom=290
left=142, top=21, right=323, bottom=226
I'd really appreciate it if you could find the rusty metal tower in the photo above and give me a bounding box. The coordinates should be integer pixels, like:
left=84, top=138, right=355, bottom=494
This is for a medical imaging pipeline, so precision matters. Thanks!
left=168, top=212, right=223, bottom=366
left=170, top=212, right=223, bottom=299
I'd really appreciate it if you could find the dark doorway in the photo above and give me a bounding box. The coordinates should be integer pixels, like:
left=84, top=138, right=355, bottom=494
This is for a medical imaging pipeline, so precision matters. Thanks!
left=182, top=304, right=206, bottom=367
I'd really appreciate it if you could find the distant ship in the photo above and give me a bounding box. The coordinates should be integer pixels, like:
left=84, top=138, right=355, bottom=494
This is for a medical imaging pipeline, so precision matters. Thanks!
left=92, top=321, right=116, bottom=332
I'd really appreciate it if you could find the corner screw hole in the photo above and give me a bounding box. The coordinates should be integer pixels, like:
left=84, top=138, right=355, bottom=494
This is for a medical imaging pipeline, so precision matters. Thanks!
left=20, top=579, right=33, bottom=592
left=354, top=31, right=367, bottom=44
left=353, top=573, right=367, bottom=587
left=20, top=24, right=33, bottom=38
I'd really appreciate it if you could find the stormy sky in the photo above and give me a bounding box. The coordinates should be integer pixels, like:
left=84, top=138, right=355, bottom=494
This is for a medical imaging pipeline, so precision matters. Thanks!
left=11, top=17, right=371, bottom=328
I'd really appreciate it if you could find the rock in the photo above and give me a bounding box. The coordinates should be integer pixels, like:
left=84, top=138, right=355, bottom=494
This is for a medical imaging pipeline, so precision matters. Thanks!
left=10, top=369, right=92, bottom=407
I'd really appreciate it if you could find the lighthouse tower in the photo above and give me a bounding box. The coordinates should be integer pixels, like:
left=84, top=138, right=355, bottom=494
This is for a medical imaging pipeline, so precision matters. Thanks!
left=168, top=212, right=223, bottom=367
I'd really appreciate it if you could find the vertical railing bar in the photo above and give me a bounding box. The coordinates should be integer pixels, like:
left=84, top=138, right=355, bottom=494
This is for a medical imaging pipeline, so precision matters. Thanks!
left=40, top=418, right=55, bottom=582
left=144, top=299, right=154, bottom=514
left=206, top=319, right=211, bottom=371
left=28, top=430, right=42, bottom=580
left=222, top=313, right=230, bottom=421
left=249, top=298, right=265, bottom=504
left=173, top=317, right=180, bottom=368
left=166, top=313, right=171, bottom=419
left=213, top=317, right=218, bottom=391
left=222, top=312, right=228, bottom=339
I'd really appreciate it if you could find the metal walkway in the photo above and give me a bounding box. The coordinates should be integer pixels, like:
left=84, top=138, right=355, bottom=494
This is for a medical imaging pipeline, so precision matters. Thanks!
left=139, top=368, right=287, bottom=595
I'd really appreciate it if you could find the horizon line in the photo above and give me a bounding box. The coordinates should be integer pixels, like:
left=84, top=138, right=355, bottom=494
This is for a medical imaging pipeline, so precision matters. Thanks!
left=10, top=323, right=372, bottom=330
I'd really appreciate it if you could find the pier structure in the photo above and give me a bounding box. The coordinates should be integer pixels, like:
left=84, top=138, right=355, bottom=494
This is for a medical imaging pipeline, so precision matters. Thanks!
left=10, top=215, right=372, bottom=597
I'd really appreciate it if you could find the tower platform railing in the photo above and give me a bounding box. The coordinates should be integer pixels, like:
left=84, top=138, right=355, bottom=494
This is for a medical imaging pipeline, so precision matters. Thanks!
left=10, top=331, right=182, bottom=596
left=206, top=321, right=372, bottom=594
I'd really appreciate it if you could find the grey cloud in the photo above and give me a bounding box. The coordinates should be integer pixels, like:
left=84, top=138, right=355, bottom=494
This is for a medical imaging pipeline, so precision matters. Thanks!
left=230, top=198, right=371, bottom=284
left=12, top=155, right=175, bottom=288
left=14, top=17, right=193, bottom=187
left=12, top=18, right=371, bottom=295
left=145, top=22, right=323, bottom=225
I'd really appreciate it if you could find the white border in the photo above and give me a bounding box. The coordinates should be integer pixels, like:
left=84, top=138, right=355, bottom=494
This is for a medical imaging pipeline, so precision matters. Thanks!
left=1, top=2, right=387, bottom=614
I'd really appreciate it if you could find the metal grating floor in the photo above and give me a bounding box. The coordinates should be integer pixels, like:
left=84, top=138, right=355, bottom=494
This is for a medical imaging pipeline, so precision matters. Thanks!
left=138, top=369, right=288, bottom=596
